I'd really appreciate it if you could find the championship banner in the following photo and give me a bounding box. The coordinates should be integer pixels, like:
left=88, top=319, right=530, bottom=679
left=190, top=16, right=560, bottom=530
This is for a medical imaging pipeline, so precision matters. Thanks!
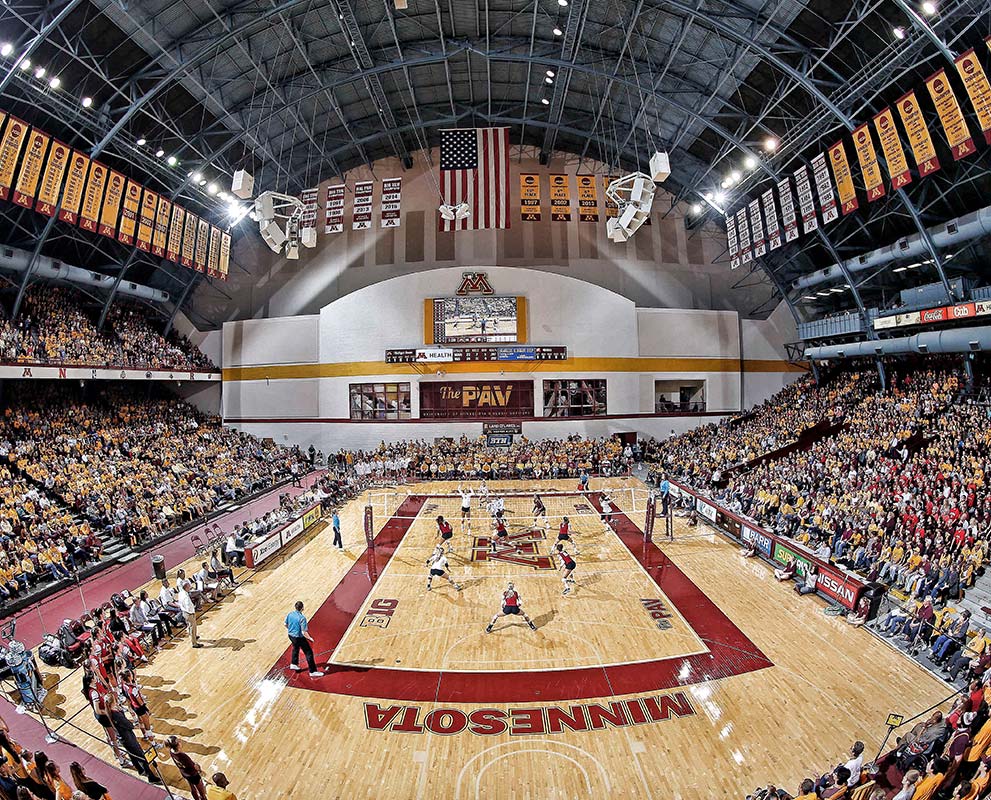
left=810, top=152, right=838, bottom=224
left=12, top=129, right=49, bottom=208
left=324, top=184, right=345, bottom=234
left=549, top=174, right=571, bottom=221
left=577, top=174, right=598, bottom=222
left=726, top=213, right=740, bottom=269
left=873, top=108, right=912, bottom=190
left=828, top=140, right=859, bottom=214
left=181, top=211, right=198, bottom=269
left=955, top=49, right=991, bottom=145
left=604, top=177, right=618, bottom=218
left=136, top=189, right=157, bottom=253
left=36, top=139, right=69, bottom=217
left=0, top=116, right=28, bottom=201
left=58, top=151, right=89, bottom=224
left=748, top=198, right=766, bottom=257
left=794, top=165, right=818, bottom=235
left=300, top=187, right=318, bottom=236
left=117, top=180, right=141, bottom=245
left=925, top=69, right=975, bottom=160
left=761, top=188, right=782, bottom=251
left=219, top=231, right=231, bottom=280
left=851, top=124, right=885, bottom=202
left=736, top=206, right=751, bottom=265
left=352, top=180, right=373, bottom=230
left=167, top=205, right=186, bottom=264
left=380, top=177, right=401, bottom=228
left=519, top=173, right=540, bottom=221
left=896, top=91, right=940, bottom=176
left=194, top=218, right=210, bottom=273
left=79, top=161, right=108, bottom=233
left=150, top=195, right=168, bottom=258
left=98, top=171, right=125, bottom=238
left=777, top=176, right=799, bottom=242
left=207, top=226, right=221, bottom=278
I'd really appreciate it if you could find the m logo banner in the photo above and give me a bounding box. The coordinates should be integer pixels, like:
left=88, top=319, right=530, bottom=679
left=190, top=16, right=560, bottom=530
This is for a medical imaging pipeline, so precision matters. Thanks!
left=456, top=271, right=494, bottom=295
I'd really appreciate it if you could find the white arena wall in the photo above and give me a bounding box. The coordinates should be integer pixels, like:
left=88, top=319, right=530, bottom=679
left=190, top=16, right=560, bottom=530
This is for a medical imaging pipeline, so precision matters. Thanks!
left=220, top=267, right=803, bottom=453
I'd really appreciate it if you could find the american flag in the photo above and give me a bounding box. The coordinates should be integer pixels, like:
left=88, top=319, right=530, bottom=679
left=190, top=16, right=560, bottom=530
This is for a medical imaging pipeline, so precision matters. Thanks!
left=439, top=127, right=510, bottom=231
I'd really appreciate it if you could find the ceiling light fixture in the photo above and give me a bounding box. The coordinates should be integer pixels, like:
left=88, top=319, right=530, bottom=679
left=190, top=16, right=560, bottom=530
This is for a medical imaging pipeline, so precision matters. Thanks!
left=18, top=58, right=30, bottom=71
left=553, top=27, right=563, bottom=36
left=155, top=149, right=165, bottom=158
left=207, top=183, right=219, bottom=195
left=191, top=171, right=203, bottom=182
left=921, top=0, right=937, bottom=14
left=0, top=44, right=12, bottom=58
left=166, top=155, right=178, bottom=166
left=691, top=203, right=702, bottom=214
left=558, top=0, right=568, bottom=6
left=83, top=97, right=93, bottom=109
left=893, top=26, right=906, bottom=39
left=546, top=70, right=555, bottom=78
left=34, top=66, right=45, bottom=79
left=714, top=192, right=726, bottom=205
left=763, top=137, right=778, bottom=152
left=541, top=97, right=549, bottom=105
left=136, top=137, right=146, bottom=145
left=545, top=76, right=553, bottom=84
left=48, top=76, right=60, bottom=89
left=730, top=170, right=741, bottom=182
left=743, top=156, right=757, bottom=170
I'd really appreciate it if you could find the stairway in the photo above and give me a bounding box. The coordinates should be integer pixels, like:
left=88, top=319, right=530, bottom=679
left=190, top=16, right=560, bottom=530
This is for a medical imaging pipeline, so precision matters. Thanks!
left=958, top=568, right=991, bottom=633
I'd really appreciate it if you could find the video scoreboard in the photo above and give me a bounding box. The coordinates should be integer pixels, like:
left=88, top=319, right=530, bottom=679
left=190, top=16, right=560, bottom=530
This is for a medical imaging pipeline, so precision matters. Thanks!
left=385, top=346, right=567, bottom=364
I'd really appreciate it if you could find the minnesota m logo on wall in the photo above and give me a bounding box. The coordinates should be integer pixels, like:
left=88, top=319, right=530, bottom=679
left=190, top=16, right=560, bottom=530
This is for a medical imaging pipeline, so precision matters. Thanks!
left=456, top=271, right=494, bottom=295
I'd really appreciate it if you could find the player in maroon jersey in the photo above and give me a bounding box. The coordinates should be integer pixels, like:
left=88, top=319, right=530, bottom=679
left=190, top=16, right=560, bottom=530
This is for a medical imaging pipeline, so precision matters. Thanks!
left=553, top=543, right=578, bottom=595
left=485, top=582, right=536, bottom=632
left=436, top=515, right=455, bottom=554
left=557, top=515, right=580, bottom=554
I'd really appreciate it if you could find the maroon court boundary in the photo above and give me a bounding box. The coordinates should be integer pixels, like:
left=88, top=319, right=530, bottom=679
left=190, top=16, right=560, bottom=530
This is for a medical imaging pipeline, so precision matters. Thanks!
left=268, top=492, right=773, bottom=703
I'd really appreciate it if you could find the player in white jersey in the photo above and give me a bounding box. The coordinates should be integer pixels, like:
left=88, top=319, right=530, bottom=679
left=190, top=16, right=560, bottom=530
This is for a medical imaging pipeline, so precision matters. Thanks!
left=600, top=493, right=615, bottom=532
left=425, top=545, right=462, bottom=592
left=457, top=484, right=473, bottom=533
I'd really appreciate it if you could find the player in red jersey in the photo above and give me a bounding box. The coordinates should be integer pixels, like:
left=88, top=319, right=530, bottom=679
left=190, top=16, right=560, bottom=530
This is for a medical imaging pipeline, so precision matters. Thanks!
left=120, top=669, right=155, bottom=739
left=490, top=513, right=511, bottom=553
left=532, top=494, right=547, bottom=529
left=436, top=515, right=455, bottom=554
left=557, top=515, right=580, bottom=554
left=553, top=543, right=578, bottom=595
left=485, top=582, right=536, bottom=632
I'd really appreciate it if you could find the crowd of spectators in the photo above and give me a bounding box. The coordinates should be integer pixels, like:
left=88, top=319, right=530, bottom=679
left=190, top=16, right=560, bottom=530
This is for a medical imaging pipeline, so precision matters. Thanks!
left=0, top=384, right=309, bottom=609
left=0, top=287, right=215, bottom=372
left=337, top=434, right=633, bottom=481
left=648, top=370, right=872, bottom=485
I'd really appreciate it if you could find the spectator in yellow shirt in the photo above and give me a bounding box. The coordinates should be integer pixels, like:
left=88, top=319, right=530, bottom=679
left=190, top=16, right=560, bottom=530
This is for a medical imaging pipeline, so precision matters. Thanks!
left=206, top=771, right=237, bottom=800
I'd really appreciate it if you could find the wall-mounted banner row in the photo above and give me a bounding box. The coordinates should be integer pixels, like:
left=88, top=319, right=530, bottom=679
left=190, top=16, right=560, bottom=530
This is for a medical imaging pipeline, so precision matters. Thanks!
left=0, top=110, right=229, bottom=279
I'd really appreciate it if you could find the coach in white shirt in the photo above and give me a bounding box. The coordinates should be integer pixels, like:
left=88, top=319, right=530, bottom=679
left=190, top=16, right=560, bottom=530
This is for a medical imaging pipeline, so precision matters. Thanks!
left=177, top=586, right=200, bottom=648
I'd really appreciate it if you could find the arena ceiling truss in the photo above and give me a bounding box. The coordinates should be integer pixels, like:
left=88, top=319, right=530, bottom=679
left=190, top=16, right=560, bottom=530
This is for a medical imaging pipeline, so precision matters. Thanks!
left=0, top=0, right=988, bottom=328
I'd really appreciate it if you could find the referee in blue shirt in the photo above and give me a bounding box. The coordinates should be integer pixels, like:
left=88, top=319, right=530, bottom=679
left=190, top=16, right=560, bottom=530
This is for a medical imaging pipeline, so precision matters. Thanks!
left=332, top=511, right=342, bottom=550
left=285, top=601, right=324, bottom=677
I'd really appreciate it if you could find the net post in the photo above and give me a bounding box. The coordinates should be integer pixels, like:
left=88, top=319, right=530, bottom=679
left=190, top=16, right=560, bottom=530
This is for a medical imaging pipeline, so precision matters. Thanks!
left=644, top=494, right=656, bottom=542
left=363, top=504, right=375, bottom=549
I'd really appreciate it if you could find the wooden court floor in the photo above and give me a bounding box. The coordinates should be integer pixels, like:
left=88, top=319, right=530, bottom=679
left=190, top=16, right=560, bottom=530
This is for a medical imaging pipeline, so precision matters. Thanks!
left=24, top=478, right=951, bottom=799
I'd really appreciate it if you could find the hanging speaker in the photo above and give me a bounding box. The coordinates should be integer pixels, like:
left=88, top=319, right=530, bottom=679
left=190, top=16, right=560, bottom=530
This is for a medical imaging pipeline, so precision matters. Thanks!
left=232, top=169, right=255, bottom=200
left=649, top=151, right=670, bottom=183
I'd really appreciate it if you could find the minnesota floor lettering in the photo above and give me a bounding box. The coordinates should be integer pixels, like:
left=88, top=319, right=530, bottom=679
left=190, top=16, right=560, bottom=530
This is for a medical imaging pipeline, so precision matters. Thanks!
left=363, top=692, right=697, bottom=736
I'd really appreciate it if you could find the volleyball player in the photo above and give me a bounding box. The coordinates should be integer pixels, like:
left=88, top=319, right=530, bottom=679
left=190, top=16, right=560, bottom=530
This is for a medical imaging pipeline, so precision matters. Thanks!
left=553, top=543, right=578, bottom=595
left=425, top=545, right=462, bottom=592
left=557, top=515, right=580, bottom=554
left=491, top=513, right=510, bottom=553
left=120, top=669, right=154, bottom=740
left=485, top=582, right=536, bottom=632
left=600, top=492, right=615, bottom=532
left=457, top=484, right=473, bottom=532
left=532, top=493, right=547, bottom=529
left=436, top=515, right=455, bottom=554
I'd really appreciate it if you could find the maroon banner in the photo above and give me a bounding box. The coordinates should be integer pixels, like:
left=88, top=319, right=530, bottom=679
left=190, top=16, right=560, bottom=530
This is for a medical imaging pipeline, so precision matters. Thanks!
left=419, top=380, right=534, bottom=419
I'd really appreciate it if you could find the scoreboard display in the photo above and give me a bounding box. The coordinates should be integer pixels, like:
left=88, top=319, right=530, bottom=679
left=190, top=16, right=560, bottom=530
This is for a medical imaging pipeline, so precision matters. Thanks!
left=386, top=346, right=567, bottom=364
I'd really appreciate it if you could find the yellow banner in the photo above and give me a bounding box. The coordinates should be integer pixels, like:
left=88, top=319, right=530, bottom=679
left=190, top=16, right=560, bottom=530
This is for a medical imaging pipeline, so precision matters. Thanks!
left=136, top=189, right=158, bottom=252
left=181, top=211, right=197, bottom=268
left=117, top=180, right=141, bottom=245
left=151, top=194, right=169, bottom=258
left=519, top=173, right=540, bottom=221
left=895, top=90, right=940, bottom=176
left=576, top=174, right=598, bottom=222
left=208, top=226, right=221, bottom=277
left=219, top=231, right=231, bottom=280
left=828, top=140, right=858, bottom=214
left=604, top=177, right=618, bottom=218
left=79, top=161, right=108, bottom=232
left=925, top=69, right=975, bottom=160
left=851, top=124, right=885, bottom=202
left=956, top=48, right=991, bottom=145
left=59, top=151, right=90, bottom=224
left=98, top=170, right=126, bottom=238
left=0, top=115, right=28, bottom=201
left=36, top=140, right=69, bottom=217
left=549, top=174, right=571, bottom=222
left=872, top=107, right=912, bottom=190
left=195, top=218, right=210, bottom=272
left=167, top=205, right=185, bottom=264
left=12, top=129, right=49, bottom=208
